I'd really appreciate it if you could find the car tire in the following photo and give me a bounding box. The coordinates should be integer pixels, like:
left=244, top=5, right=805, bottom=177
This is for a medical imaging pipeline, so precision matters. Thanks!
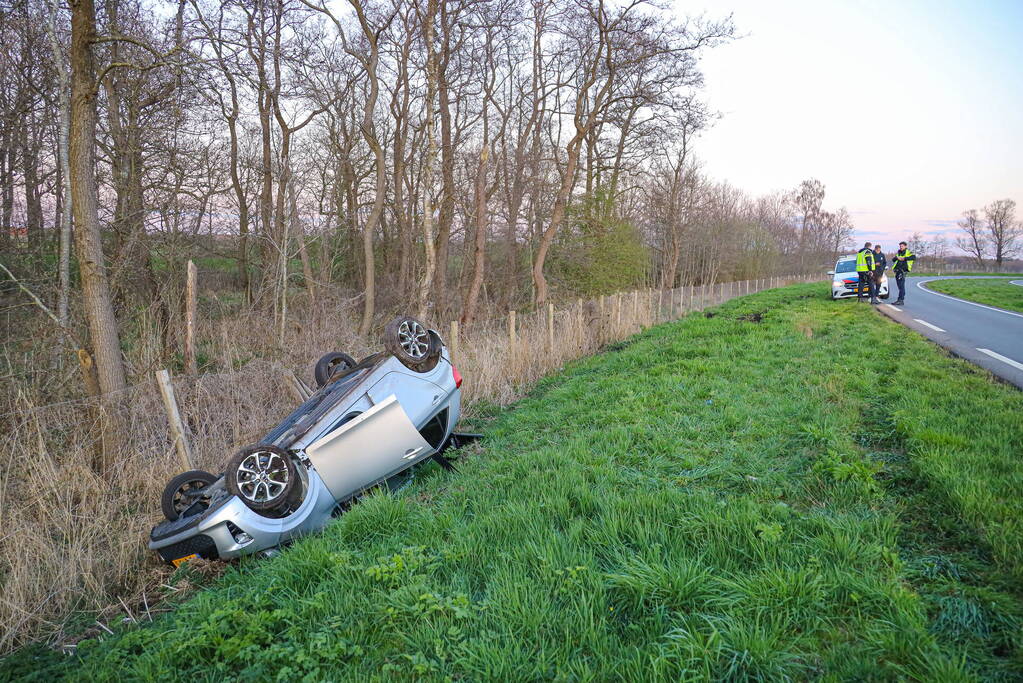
left=161, top=470, right=218, bottom=521
left=314, top=352, right=357, bottom=388
left=384, top=316, right=441, bottom=373
left=225, top=445, right=297, bottom=513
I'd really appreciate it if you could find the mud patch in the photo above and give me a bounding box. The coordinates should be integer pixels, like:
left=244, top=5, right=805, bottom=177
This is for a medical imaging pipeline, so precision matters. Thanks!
left=704, top=311, right=716, bottom=318
left=738, top=312, right=764, bottom=323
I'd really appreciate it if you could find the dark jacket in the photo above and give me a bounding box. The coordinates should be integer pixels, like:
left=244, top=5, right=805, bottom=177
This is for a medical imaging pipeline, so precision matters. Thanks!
left=872, top=251, right=886, bottom=274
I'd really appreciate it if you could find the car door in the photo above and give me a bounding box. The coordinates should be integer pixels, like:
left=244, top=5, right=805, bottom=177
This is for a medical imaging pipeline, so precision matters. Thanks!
left=304, top=394, right=432, bottom=502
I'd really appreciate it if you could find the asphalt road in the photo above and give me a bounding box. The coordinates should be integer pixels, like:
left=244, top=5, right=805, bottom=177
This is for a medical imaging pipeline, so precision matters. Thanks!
left=876, top=275, right=1023, bottom=389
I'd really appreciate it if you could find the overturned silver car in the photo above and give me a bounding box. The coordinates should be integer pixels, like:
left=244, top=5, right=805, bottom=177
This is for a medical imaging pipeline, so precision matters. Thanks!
left=149, top=316, right=477, bottom=566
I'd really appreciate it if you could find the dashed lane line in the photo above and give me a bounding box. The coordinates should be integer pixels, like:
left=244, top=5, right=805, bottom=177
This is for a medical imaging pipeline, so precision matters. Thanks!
left=977, top=348, right=1023, bottom=373
left=914, top=319, right=945, bottom=332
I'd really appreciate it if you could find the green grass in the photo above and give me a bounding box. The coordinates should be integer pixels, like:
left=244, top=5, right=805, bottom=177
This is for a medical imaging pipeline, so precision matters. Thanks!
left=5, top=284, right=1023, bottom=681
left=926, top=277, right=1023, bottom=313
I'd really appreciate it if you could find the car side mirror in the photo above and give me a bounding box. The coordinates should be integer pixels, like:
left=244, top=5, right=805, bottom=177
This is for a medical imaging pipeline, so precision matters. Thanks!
left=827, top=270, right=835, bottom=276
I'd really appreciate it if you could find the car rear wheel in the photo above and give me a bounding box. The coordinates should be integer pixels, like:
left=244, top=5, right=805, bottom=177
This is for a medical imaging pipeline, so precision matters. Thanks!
left=225, top=445, right=297, bottom=513
left=161, top=470, right=219, bottom=521
left=384, top=316, right=441, bottom=372
left=314, top=352, right=357, bottom=388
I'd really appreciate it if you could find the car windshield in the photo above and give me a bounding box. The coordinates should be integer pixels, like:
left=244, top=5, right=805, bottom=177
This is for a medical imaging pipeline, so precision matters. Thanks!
left=835, top=258, right=857, bottom=274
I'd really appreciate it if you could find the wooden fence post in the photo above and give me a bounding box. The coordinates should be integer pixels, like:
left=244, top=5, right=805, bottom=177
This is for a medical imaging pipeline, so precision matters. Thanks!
left=185, top=260, right=198, bottom=375
left=283, top=368, right=311, bottom=403
left=576, top=299, right=584, bottom=348
left=547, top=303, right=555, bottom=353
left=156, top=369, right=194, bottom=471
left=450, top=320, right=459, bottom=363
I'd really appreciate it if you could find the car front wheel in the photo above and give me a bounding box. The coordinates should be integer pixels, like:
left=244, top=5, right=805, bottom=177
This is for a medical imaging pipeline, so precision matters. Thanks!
left=225, top=445, right=297, bottom=513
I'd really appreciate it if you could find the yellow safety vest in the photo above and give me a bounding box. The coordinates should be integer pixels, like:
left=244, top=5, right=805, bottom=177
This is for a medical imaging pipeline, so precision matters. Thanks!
left=856, top=249, right=875, bottom=272
left=895, top=249, right=914, bottom=272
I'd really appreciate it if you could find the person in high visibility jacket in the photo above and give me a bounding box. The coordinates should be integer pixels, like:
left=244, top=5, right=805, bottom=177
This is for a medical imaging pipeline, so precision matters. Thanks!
left=892, top=240, right=916, bottom=305
left=855, top=242, right=878, bottom=303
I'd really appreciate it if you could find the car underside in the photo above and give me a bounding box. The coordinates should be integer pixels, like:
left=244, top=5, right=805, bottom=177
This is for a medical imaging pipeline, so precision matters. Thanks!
left=148, top=316, right=479, bottom=565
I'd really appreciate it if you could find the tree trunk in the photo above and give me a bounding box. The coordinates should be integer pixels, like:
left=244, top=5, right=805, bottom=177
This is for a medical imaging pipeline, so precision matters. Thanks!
left=45, top=0, right=73, bottom=325
left=417, top=0, right=439, bottom=320
left=462, top=146, right=489, bottom=325
left=433, top=68, right=455, bottom=314
left=532, top=136, right=583, bottom=305
left=69, top=0, right=128, bottom=462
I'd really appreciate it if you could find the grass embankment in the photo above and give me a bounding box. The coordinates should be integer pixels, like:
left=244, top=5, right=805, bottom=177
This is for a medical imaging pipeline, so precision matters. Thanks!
left=926, top=277, right=1023, bottom=313
left=6, top=284, right=1023, bottom=681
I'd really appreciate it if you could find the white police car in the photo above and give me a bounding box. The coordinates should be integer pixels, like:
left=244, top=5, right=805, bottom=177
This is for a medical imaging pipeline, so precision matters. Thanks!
left=829, top=255, right=889, bottom=300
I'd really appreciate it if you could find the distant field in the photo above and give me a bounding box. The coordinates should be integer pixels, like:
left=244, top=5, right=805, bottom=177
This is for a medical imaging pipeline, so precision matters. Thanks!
left=926, top=277, right=1023, bottom=313
left=5, top=284, right=1022, bottom=681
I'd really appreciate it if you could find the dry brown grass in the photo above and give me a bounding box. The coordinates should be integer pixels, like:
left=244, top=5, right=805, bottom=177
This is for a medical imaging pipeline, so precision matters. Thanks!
left=0, top=276, right=809, bottom=654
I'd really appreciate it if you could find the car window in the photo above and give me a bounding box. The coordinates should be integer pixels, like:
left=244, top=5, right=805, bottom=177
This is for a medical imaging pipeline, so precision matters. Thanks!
left=835, top=259, right=857, bottom=273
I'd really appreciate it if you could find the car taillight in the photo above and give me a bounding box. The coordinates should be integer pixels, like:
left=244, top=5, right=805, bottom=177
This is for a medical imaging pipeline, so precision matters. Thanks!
left=452, top=364, right=462, bottom=389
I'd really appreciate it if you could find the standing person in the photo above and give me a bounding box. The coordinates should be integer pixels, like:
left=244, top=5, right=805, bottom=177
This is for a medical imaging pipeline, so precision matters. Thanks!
left=892, top=240, right=916, bottom=305
left=872, top=244, right=887, bottom=303
left=855, top=242, right=876, bottom=303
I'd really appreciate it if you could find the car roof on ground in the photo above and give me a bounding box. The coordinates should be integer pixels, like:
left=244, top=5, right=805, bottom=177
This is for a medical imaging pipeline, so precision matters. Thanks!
left=261, top=353, right=390, bottom=448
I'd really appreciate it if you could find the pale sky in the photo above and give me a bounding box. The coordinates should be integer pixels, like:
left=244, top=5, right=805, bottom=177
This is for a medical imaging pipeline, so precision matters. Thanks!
left=685, top=0, right=1023, bottom=250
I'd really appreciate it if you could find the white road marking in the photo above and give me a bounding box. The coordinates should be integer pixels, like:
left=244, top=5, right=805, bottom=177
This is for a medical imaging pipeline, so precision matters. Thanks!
left=884, top=304, right=902, bottom=312
left=914, top=319, right=945, bottom=332
left=1010, top=280, right=1023, bottom=288
left=977, top=348, right=1023, bottom=372
left=916, top=280, right=1023, bottom=319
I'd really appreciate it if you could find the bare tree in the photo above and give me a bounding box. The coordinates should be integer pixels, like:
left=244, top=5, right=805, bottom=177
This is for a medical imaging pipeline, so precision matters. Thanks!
left=956, top=208, right=987, bottom=267
left=530, top=0, right=732, bottom=305
left=983, top=199, right=1020, bottom=268
left=792, top=178, right=824, bottom=270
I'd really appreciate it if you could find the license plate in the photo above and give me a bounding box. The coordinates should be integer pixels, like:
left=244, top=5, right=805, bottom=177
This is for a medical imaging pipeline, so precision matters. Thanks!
left=172, top=553, right=198, bottom=568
